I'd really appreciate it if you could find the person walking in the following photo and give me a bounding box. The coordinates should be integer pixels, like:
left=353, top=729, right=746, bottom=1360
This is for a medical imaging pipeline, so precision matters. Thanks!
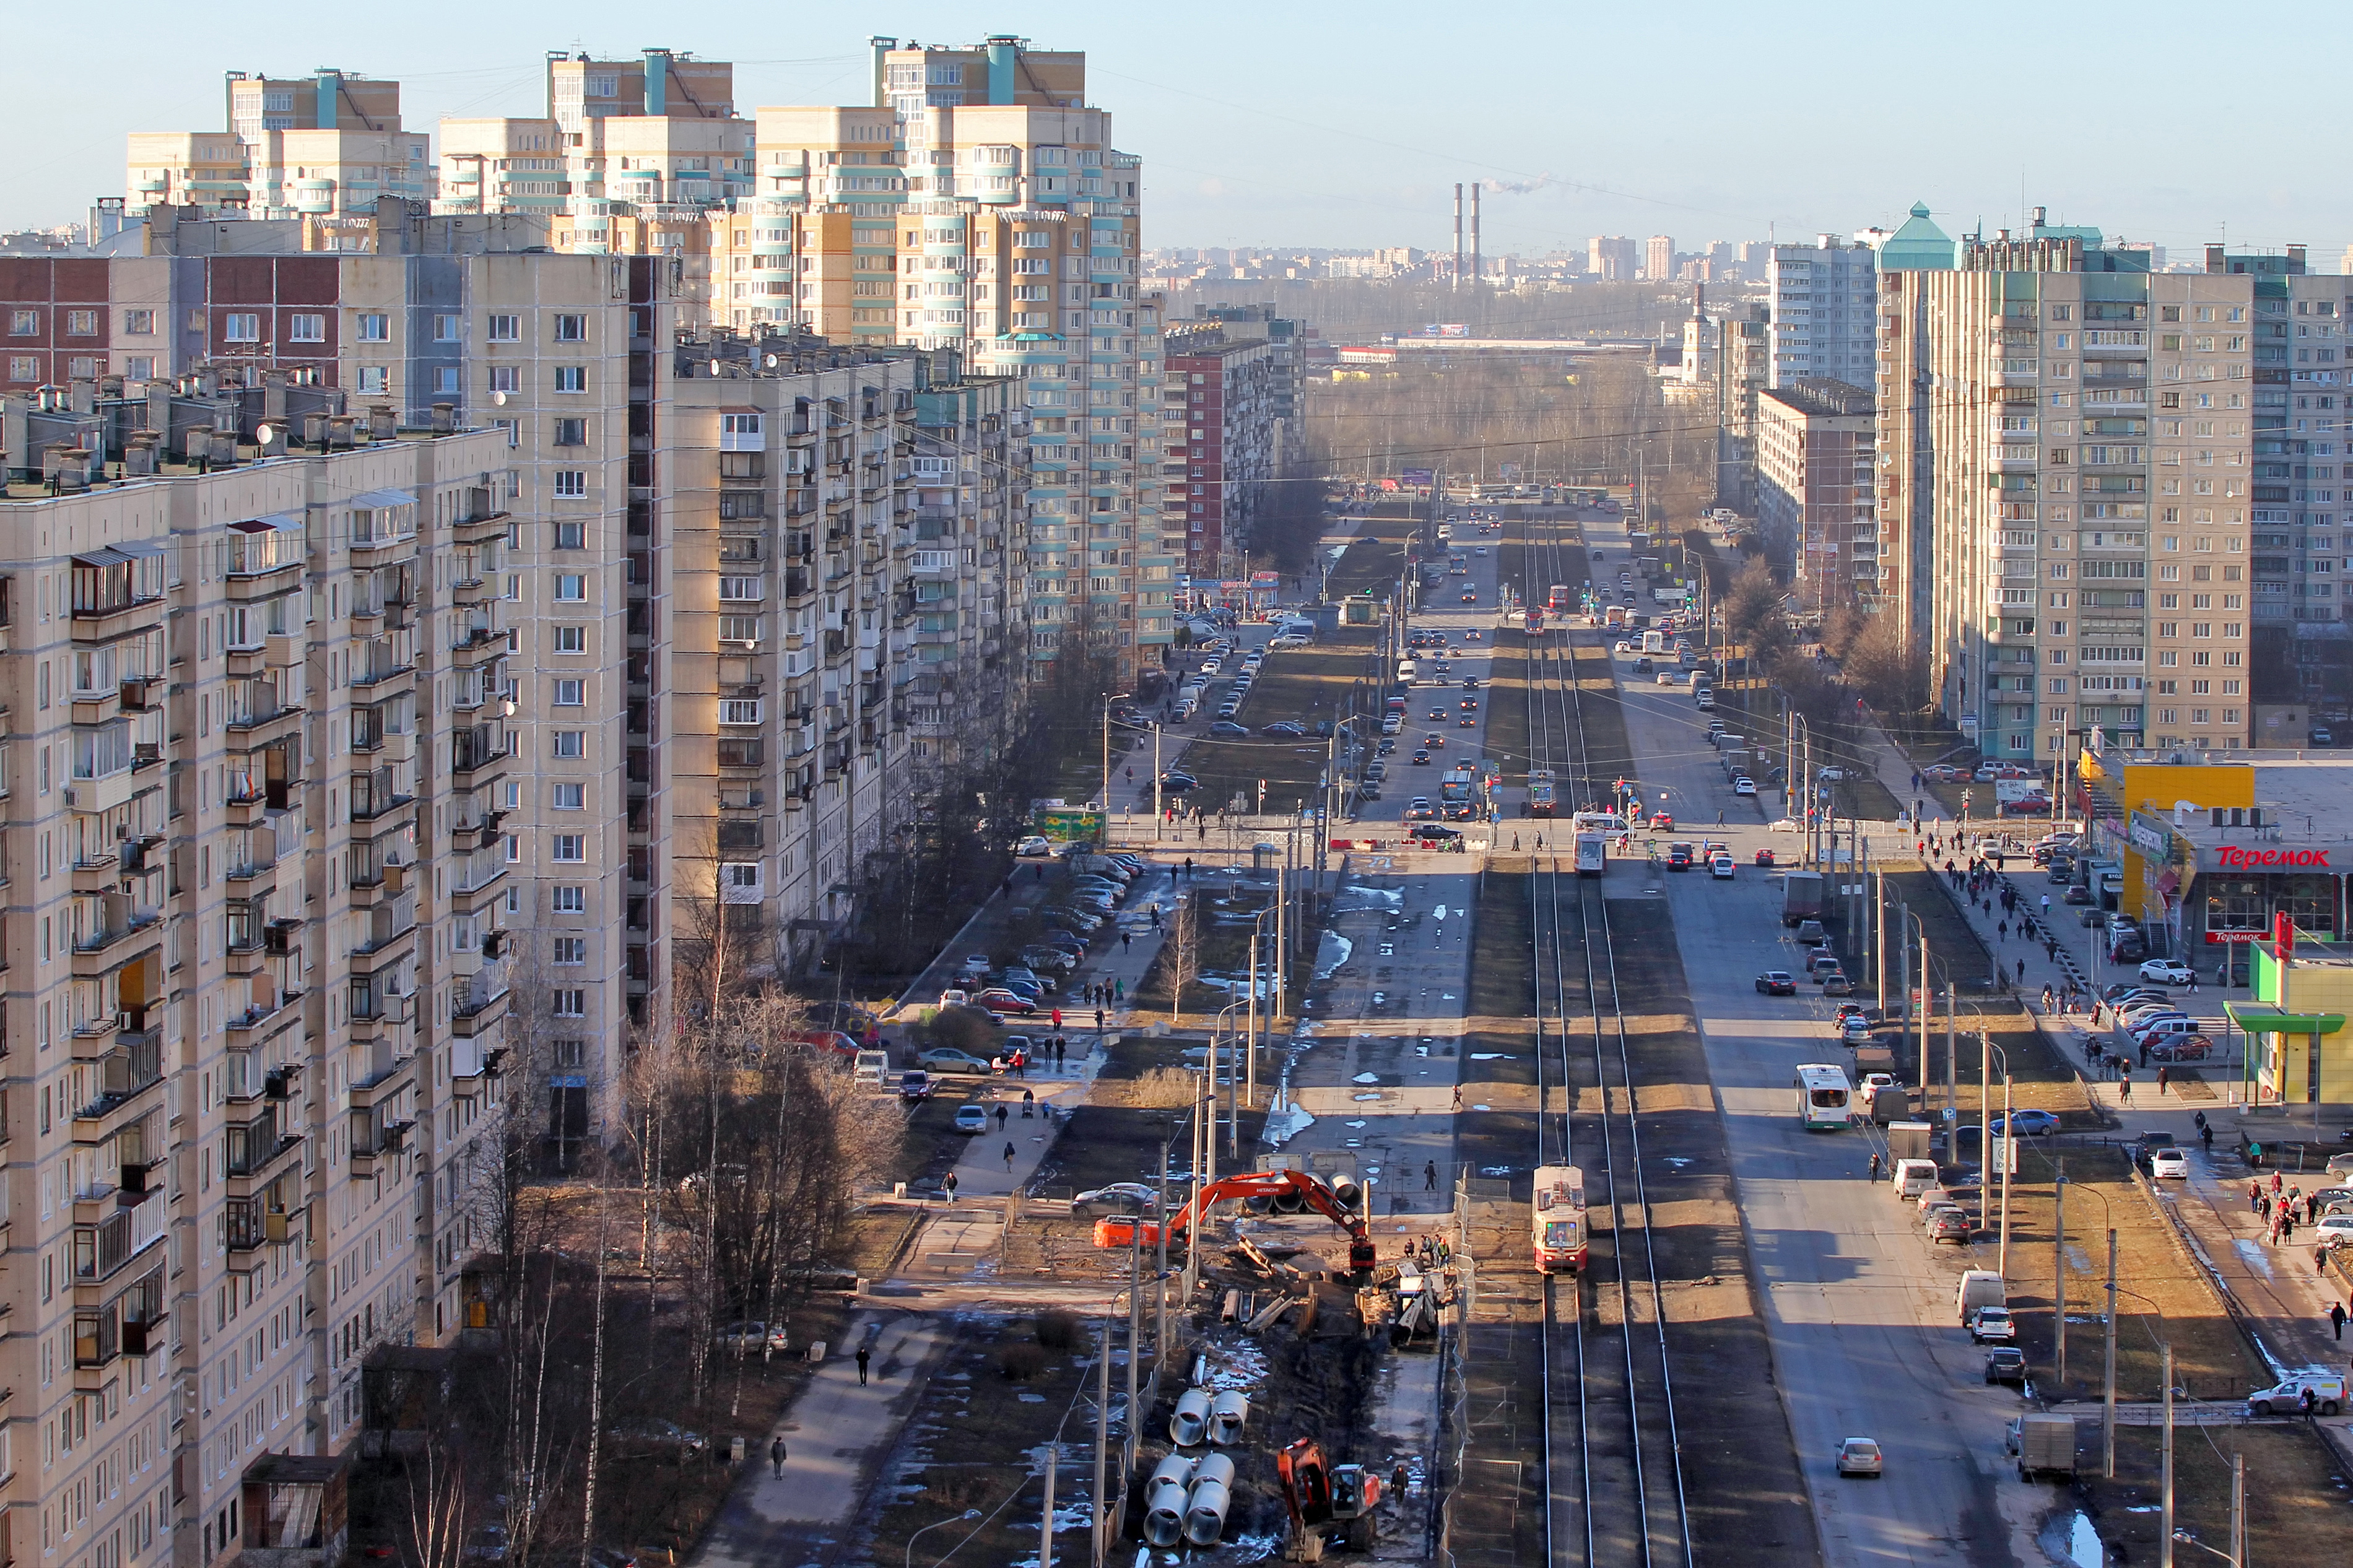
left=1150, top=903, right=1163, bottom=931
left=1003, top=1141, right=1017, bottom=1172
left=995, top=1102, right=1009, bottom=1132
left=2187, top=971, right=2199, bottom=995
left=2040, top=893, right=2051, bottom=918
left=2157, top=1065, right=2169, bottom=1096
left=2332, top=1301, right=2347, bottom=1343
left=1122, top=931, right=1133, bottom=954
left=2017, top=958, right=2028, bottom=985
left=1094, top=1007, right=1105, bottom=1032
left=2250, top=1179, right=2264, bottom=1214
left=1869, top=1152, right=1882, bottom=1182
left=1424, top=1160, right=1438, bottom=1192
left=2274, top=1169, right=2286, bottom=1197
left=942, top=1170, right=959, bottom=1204
left=2118, top=1070, right=2133, bottom=1104
left=770, top=1436, right=788, bottom=1478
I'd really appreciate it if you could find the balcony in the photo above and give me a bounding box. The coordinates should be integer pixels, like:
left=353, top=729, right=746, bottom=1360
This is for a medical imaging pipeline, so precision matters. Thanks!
left=225, top=778, right=297, bottom=828
left=347, top=859, right=409, bottom=909
left=452, top=495, right=511, bottom=545
left=449, top=625, right=506, bottom=670
left=346, top=989, right=412, bottom=1044
left=65, top=766, right=141, bottom=818
left=451, top=964, right=509, bottom=1039
left=223, top=1110, right=302, bottom=1196
left=451, top=726, right=511, bottom=790
left=350, top=896, right=418, bottom=972
left=224, top=703, right=303, bottom=753
left=449, top=854, right=507, bottom=914
left=347, top=1044, right=415, bottom=1110
left=70, top=907, right=163, bottom=978
left=71, top=1187, right=165, bottom=1289
left=225, top=1195, right=300, bottom=1254
left=349, top=662, right=415, bottom=701
left=71, top=592, right=165, bottom=646
left=71, top=1033, right=165, bottom=1142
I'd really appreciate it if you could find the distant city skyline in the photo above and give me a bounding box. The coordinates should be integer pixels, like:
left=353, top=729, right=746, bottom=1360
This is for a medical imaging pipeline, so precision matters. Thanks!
left=6, top=0, right=2342, bottom=262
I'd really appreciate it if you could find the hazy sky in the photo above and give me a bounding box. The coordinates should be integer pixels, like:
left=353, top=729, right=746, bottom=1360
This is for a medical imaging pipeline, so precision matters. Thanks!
left=11, top=0, right=2341, bottom=265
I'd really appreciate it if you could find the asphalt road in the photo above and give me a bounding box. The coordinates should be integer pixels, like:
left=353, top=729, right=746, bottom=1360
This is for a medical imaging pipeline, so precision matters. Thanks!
left=1577, top=506, right=2056, bottom=1566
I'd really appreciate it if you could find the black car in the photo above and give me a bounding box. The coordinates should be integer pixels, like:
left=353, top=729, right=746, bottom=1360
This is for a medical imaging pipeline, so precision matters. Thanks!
left=1984, top=1348, right=2027, bottom=1387
left=1159, top=773, right=1199, bottom=793
left=1755, top=971, right=1798, bottom=995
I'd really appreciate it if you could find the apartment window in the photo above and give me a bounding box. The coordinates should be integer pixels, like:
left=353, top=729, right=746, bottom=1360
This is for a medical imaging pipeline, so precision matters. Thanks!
left=554, top=366, right=586, bottom=393
left=489, top=366, right=519, bottom=393
left=552, top=679, right=585, bottom=706
left=552, top=470, right=586, bottom=498
left=355, top=313, right=388, bottom=342
left=553, top=1039, right=586, bottom=1067
left=718, top=576, right=763, bottom=602
left=432, top=314, right=461, bottom=342
left=551, top=886, right=586, bottom=914
left=357, top=366, right=388, bottom=396
left=554, top=314, right=586, bottom=342
left=553, top=937, right=586, bottom=966
left=6, top=357, right=32, bottom=381
left=487, top=314, right=520, bottom=342
left=494, top=418, right=519, bottom=448
left=552, top=782, right=584, bottom=810
left=553, top=418, right=586, bottom=446
left=546, top=523, right=585, bottom=556
left=718, top=614, right=762, bottom=644
left=287, top=314, right=324, bottom=342
left=222, top=313, right=261, bottom=342
left=9, top=310, right=37, bottom=336
left=552, top=625, right=585, bottom=653
left=431, top=366, right=459, bottom=395
left=551, top=989, right=586, bottom=1018
left=124, top=355, right=154, bottom=380
left=66, top=357, right=97, bottom=379
left=553, top=573, right=585, bottom=601
left=551, top=834, right=586, bottom=862
left=552, top=730, right=585, bottom=758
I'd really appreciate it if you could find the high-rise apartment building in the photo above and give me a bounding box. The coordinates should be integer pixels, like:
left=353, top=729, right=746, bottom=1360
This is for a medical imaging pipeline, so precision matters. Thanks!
left=127, top=71, right=431, bottom=223
left=1879, top=225, right=2299, bottom=759
left=1756, top=378, right=1878, bottom=610
left=1163, top=326, right=1279, bottom=578
left=0, top=381, right=518, bottom=1564
left=1645, top=235, right=1676, bottom=282
left=1588, top=236, right=1637, bottom=284
left=1765, top=238, right=1878, bottom=389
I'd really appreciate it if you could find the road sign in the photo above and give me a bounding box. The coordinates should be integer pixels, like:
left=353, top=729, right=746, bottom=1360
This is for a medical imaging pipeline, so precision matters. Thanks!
left=1989, top=1135, right=2020, bottom=1176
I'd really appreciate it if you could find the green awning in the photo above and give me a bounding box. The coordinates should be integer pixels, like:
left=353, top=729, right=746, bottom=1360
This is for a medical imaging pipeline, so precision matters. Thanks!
left=2225, top=1002, right=2349, bottom=1036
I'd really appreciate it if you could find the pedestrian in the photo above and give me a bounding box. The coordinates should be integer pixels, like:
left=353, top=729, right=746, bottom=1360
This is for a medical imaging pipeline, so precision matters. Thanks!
left=2250, top=1180, right=2264, bottom=1213
left=2303, top=1387, right=2319, bottom=1420
left=856, top=1343, right=872, bottom=1384
left=1425, top=1160, right=1438, bottom=1192
left=2157, top=1065, right=2169, bottom=1096
left=2260, top=1192, right=2273, bottom=1222
left=1051, top=1008, right=1063, bottom=1030
left=2041, top=894, right=2051, bottom=917
left=943, top=1170, right=959, bottom=1204
left=996, top=1102, right=1009, bottom=1130
left=2188, top=972, right=2199, bottom=995
left=2046, top=939, right=2059, bottom=964
left=1998, top=920, right=2008, bottom=943
left=2017, top=958, right=2027, bottom=985
left=2138, top=1041, right=2150, bottom=1068
left=1184, top=857, right=1194, bottom=880
left=1053, top=1035, right=1066, bottom=1067
left=2274, top=1169, right=2286, bottom=1197
left=1149, top=901, right=1163, bottom=932
left=2201, top=1122, right=2214, bottom=1152
left=2309, top=1193, right=2321, bottom=1227
left=1022, top=1088, right=1036, bottom=1117
left=2119, top=1071, right=2133, bottom=1103
left=1453, top=1084, right=1464, bottom=1111
left=771, top=1436, right=788, bottom=1478
left=1114, top=978, right=1124, bottom=1001
left=2285, top=1211, right=2299, bottom=1243
left=1003, top=1140, right=1017, bottom=1172
left=1122, top=931, right=1133, bottom=954
left=1870, top=1151, right=1882, bottom=1182
left=2333, top=1302, right=2347, bottom=1343
left=2042, top=985, right=2055, bottom=1012
left=1094, top=1007, right=1105, bottom=1031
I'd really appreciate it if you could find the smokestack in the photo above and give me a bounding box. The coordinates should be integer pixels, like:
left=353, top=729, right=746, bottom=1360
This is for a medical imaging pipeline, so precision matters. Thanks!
left=1470, top=183, right=1481, bottom=288
left=1453, top=184, right=1463, bottom=292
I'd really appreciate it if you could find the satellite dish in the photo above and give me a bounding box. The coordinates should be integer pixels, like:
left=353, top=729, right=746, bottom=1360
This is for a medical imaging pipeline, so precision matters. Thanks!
left=254, top=423, right=277, bottom=446
left=708, top=360, right=722, bottom=378
left=764, top=353, right=779, bottom=369
left=492, top=391, right=508, bottom=407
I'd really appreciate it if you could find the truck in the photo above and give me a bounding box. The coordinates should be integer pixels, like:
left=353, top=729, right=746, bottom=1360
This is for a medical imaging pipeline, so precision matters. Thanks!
left=1439, top=767, right=1478, bottom=820
left=1527, top=768, right=1557, bottom=817
left=2013, top=1414, right=2078, bottom=1482
left=1887, top=1121, right=1933, bottom=1164
left=1781, top=869, right=1827, bottom=927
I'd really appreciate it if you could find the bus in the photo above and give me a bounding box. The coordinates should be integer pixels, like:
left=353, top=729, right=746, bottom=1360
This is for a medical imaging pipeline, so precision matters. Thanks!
left=1527, top=768, right=1557, bottom=817
left=1794, top=1065, right=1855, bottom=1131
left=1642, top=630, right=1668, bottom=655
left=1575, top=832, right=1608, bottom=877
left=1531, top=1165, right=1588, bottom=1273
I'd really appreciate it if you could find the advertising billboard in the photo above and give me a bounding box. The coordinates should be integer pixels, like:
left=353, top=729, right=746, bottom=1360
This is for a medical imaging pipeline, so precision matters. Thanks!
left=1399, top=467, right=1435, bottom=488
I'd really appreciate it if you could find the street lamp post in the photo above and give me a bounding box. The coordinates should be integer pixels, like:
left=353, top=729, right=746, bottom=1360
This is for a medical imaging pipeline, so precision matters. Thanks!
left=906, top=1509, right=982, bottom=1568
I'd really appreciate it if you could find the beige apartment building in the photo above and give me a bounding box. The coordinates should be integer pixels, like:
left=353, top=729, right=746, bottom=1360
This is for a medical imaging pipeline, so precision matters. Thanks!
left=0, top=381, right=515, bottom=1568
left=127, top=72, right=430, bottom=222
left=1755, top=378, right=1877, bottom=611
left=1877, top=235, right=2313, bottom=759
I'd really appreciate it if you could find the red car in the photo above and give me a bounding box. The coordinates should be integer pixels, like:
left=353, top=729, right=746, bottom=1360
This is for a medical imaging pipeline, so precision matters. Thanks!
left=1753, top=848, right=1778, bottom=867
left=1463, top=630, right=1482, bottom=641
left=972, top=989, right=1037, bottom=1017
left=1651, top=812, right=1674, bottom=831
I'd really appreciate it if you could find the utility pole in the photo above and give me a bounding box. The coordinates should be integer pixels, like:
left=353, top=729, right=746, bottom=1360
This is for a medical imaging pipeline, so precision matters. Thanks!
left=1944, top=984, right=1957, bottom=1122
left=1897, top=903, right=1914, bottom=1095
left=2160, top=1341, right=2175, bottom=1568
left=1092, top=1315, right=1110, bottom=1567
left=2103, top=1228, right=2118, bottom=1479
left=2230, top=1450, right=2245, bottom=1568
left=2054, top=1162, right=2069, bottom=1391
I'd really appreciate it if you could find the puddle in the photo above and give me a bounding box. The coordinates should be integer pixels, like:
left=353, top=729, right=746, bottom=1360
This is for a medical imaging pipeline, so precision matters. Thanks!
left=1660, top=1156, right=1692, bottom=1168
left=1354, top=1073, right=1382, bottom=1085
left=2233, top=1239, right=2277, bottom=1281
left=1354, top=1093, right=1383, bottom=1102
left=2038, top=1508, right=2108, bottom=1567
left=1471, top=1053, right=1510, bottom=1060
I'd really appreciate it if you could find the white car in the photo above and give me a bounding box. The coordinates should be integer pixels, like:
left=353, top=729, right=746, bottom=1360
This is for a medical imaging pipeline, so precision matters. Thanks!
left=1709, top=856, right=1735, bottom=880
left=1016, top=835, right=1053, bottom=857
left=2148, top=1147, right=2189, bottom=1179
left=1835, top=1437, right=1883, bottom=1478
left=1614, top=640, right=1635, bottom=654
left=1768, top=817, right=1803, bottom=833
left=1968, top=1306, right=2016, bottom=1344
left=2139, top=959, right=2194, bottom=985
left=1733, top=776, right=1757, bottom=797
left=2310, top=1214, right=2353, bottom=1249
left=1856, top=1072, right=1897, bottom=1106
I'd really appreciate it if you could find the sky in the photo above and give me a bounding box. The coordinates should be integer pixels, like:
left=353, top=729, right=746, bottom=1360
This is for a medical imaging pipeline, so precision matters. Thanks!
left=10, top=0, right=2344, bottom=266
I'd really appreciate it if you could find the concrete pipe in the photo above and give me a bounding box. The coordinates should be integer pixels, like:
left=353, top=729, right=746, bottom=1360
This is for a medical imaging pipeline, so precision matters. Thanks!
left=1270, top=1187, right=1305, bottom=1213
left=1170, top=1387, right=1213, bottom=1447
left=1208, top=1390, right=1250, bottom=1446
left=1184, top=1453, right=1237, bottom=1547
left=1144, top=1455, right=1196, bottom=1548
left=1331, top=1176, right=1364, bottom=1209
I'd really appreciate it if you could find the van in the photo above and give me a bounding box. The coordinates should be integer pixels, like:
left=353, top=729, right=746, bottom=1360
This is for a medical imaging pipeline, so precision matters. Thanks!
left=1890, top=1158, right=1939, bottom=1200
left=1955, top=1269, right=2006, bottom=1323
left=853, top=1049, right=891, bottom=1087
left=2248, top=1373, right=2346, bottom=1416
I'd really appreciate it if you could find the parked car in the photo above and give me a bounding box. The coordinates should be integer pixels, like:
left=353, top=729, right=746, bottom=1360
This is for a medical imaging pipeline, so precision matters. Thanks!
left=2148, top=1146, right=2190, bottom=1179
left=953, top=1104, right=991, bottom=1134
left=1968, top=1306, right=2017, bottom=1344
left=919, top=1048, right=994, bottom=1075
left=973, top=989, right=1038, bottom=1018
left=1930, top=1210, right=1975, bottom=1245
left=2148, top=1036, right=2214, bottom=1063
left=2139, top=958, right=2195, bottom=985
left=712, top=1322, right=791, bottom=1353
left=1989, top=1109, right=2059, bottom=1137
left=1072, top=1182, right=1162, bottom=1216
left=1985, top=1348, right=2028, bottom=1387
left=1016, top=835, right=1053, bottom=857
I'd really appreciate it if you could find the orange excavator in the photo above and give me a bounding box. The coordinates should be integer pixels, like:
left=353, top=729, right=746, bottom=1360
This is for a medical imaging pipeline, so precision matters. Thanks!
left=1276, top=1439, right=1386, bottom=1556
left=1090, top=1168, right=1377, bottom=1275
